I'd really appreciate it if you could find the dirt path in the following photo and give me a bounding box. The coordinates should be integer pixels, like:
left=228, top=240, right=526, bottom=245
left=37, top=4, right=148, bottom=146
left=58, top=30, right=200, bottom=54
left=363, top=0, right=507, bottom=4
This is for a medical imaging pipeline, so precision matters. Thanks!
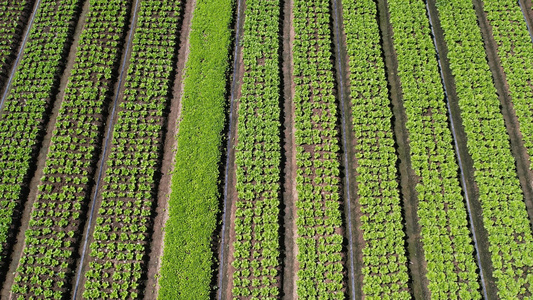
left=330, top=0, right=359, bottom=298
left=281, top=0, right=299, bottom=298
left=375, top=0, right=430, bottom=298
left=471, top=0, right=533, bottom=231
left=142, top=0, right=196, bottom=299
left=424, top=0, right=496, bottom=297
left=216, top=0, right=245, bottom=298
left=70, top=0, right=142, bottom=298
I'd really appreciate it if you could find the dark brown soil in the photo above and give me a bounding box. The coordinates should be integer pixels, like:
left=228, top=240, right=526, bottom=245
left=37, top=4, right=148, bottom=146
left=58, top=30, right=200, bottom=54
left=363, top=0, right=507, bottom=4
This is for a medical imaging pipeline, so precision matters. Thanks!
left=424, top=0, right=499, bottom=296
left=329, top=0, right=362, bottom=298
left=376, top=0, right=430, bottom=298
left=221, top=48, right=242, bottom=300
left=281, top=0, right=298, bottom=298
left=217, top=0, right=245, bottom=298
left=142, top=0, right=196, bottom=299
left=471, top=0, right=533, bottom=230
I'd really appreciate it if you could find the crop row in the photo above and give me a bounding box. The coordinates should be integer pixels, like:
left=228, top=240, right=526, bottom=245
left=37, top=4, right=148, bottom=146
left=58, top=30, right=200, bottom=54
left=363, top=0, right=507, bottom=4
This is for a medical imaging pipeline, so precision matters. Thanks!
left=387, top=0, right=481, bottom=298
left=157, top=0, right=234, bottom=298
left=82, top=0, right=181, bottom=298
left=10, top=1, right=131, bottom=298
left=0, top=0, right=33, bottom=83
left=436, top=0, right=533, bottom=297
left=342, top=0, right=410, bottom=298
left=292, top=0, right=345, bottom=298
left=0, top=0, right=82, bottom=268
left=230, top=0, right=281, bottom=299
left=483, top=0, right=533, bottom=173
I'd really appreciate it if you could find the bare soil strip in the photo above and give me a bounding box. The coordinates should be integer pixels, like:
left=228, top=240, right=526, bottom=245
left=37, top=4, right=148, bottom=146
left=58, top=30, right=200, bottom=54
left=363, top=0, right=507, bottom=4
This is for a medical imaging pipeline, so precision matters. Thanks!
left=424, top=0, right=496, bottom=297
left=330, top=0, right=358, bottom=298
left=70, top=0, right=142, bottom=297
left=471, top=0, right=533, bottom=230
left=216, top=0, right=245, bottom=298
left=144, top=0, right=196, bottom=298
left=282, top=1, right=302, bottom=299
left=375, top=0, right=430, bottom=298
left=0, top=0, right=90, bottom=296
left=281, top=0, right=298, bottom=298
left=220, top=17, right=243, bottom=300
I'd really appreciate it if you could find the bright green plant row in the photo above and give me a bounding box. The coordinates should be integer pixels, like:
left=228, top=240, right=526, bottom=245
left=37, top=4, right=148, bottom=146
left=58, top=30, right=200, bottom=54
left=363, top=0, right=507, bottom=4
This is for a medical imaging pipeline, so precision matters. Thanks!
left=158, top=0, right=234, bottom=298
left=10, top=1, right=131, bottom=298
left=0, top=0, right=82, bottom=266
left=387, top=0, right=481, bottom=298
left=483, top=0, right=533, bottom=172
left=342, top=0, right=410, bottom=298
left=0, top=0, right=33, bottom=83
left=292, top=0, right=344, bottom=298
left=230, top=0, right=281, bottom=299
left=436, top=0, right=533, bottom=297
left=82, top=0, right=181, bottom=298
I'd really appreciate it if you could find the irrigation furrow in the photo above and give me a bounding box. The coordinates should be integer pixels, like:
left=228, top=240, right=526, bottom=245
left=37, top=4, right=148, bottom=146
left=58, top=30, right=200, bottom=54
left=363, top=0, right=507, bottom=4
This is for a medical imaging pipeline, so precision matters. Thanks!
left=330, top=0, right=356, bottom=298
left=423, top=2, right=489, bottom=298
left=217, top=0, right=244, bottom=297
left=71, top=0, right=142, bottom=297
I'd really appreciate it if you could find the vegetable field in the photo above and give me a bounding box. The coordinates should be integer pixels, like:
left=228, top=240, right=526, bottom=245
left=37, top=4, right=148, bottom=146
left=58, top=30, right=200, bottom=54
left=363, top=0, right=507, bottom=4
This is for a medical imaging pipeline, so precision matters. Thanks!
left=0, top=0, right=532, bottom=299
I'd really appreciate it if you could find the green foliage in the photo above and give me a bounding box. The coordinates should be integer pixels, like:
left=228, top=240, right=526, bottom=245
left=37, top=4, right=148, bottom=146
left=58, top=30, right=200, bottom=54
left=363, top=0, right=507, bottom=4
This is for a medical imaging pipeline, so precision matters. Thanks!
left=292, top=0, right=345, bottom=298
left=343, top=0, right=410, bottom=298
left=0, top=0, right=81, bottom=274
left=11, top=0, right=130, bottom=298
left=437, top=0, right=533, bottom=297
left=230, top=0, right=282, bottom=298
left=387, top=0, right=481, bottom=298
left=158, top=0, right=234, bottom=298
left=82, top=2, right=182, bottom=298
left=0, top=0, right=28, bottom=82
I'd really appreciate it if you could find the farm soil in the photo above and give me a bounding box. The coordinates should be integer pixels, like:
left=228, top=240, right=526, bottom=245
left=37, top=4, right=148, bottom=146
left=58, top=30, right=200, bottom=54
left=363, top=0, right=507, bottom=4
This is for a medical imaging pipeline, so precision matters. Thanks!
left=376, top=0, right=430, bottom=298
left=71, top=0, right=141, bottom=297
left=329, top=0, right=363, bottom=298
left=472, top=0, right=533, bottom=230
left=281, top=0, right=298, bottom=298
left=221, top=47, right=241, bottom=300
left=425, top=0, right=498, bottom=296
left=218, top=0, right=245, bottom=298
left=0, top=0, right=88, bottom=297
left=143, top=0, right=196, bottom=298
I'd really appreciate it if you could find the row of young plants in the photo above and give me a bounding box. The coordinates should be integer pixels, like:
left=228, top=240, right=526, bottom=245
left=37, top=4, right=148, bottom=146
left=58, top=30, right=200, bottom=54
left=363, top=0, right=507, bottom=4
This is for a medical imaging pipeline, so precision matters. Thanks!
left=436, top=0, right=533, bottom=297
left=0, top=0, right=33, bottom=84
left=157, top=0, right=234, bottom=298
left=483, top=0, right=533, bottom=172
left=10, top=1, right=131, bottom=298
left=387, top=0, right=482, bottom=298
left=292, top=0, right=345, bottom=298
left=82, top=0, right=181, bottom=298
left=230, top=0, right=281, bottom=298
left=0, top=0, right=82, bottom=267
left=342, top=0, right=410, bottom=298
